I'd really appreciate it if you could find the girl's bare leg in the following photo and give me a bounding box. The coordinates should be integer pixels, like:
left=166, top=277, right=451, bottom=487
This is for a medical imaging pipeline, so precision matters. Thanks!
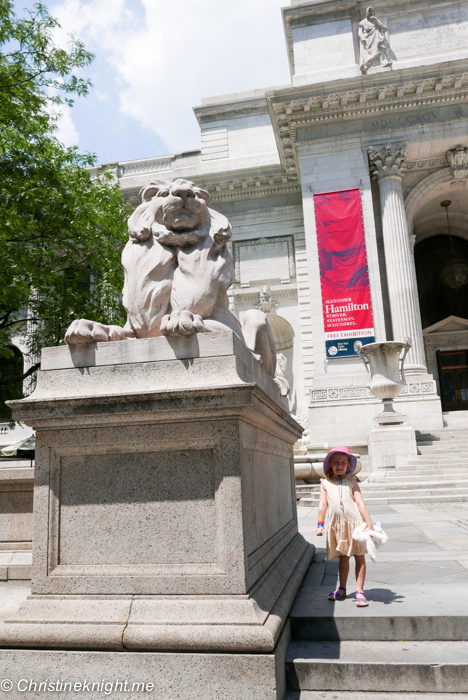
left=355, top=555, right=366, bottom=590
left=339, top=556, right=350, bottom=589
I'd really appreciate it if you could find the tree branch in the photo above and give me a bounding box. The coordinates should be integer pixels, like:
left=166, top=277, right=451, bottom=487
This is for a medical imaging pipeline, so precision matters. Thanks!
left=0, top=316, right=40, bottom=331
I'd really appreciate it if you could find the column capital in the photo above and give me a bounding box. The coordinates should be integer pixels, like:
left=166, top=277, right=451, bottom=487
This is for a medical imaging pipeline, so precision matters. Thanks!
left=368, top=142, right=408, bottom=181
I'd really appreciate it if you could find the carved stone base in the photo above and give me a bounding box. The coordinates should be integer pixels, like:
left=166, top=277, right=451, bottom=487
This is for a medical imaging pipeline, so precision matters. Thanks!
left=374, top=400, right=407, bottom=425
left=0, top=622, right=292, bottom=700
left=0, top=535, right=311, bottom=652
left=374, top=411, right=407, bottom=425
left=368, top=422, right=418, bottom=470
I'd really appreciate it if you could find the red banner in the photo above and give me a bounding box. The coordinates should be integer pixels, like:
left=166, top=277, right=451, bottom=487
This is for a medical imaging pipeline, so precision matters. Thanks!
left=314, top=189, right=375, bottom=358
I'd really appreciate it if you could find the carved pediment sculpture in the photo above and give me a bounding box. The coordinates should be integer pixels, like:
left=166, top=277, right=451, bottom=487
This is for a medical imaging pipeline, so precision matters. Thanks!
left=65, top=178, right=287, bottom=393
left=447, top=146, right=468, bottom=180
left=255, top=286, right=278, bottom=314
left=358, top=6, right=394, bottom=74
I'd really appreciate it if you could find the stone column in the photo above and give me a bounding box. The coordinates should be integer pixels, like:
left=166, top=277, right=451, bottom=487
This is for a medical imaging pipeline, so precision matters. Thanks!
left=368, top=143, right=427, bottom=372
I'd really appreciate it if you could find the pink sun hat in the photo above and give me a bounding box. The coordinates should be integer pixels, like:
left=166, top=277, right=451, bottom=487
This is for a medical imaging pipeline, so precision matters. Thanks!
left=323, top=446, right=357, bottom=476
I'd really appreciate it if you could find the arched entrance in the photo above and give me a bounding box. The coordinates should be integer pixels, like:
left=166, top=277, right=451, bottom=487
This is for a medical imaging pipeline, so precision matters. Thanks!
left=410, top=176, right=468, bottom=411
left=415, top=235, right=468, bottom=328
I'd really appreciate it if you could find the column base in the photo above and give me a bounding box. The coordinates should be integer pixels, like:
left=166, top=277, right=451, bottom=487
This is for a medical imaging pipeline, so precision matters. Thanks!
left=403, top=364, right=429, bottom=376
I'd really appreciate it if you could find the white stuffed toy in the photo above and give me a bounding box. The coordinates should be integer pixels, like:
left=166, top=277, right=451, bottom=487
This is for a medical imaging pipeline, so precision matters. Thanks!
left=352, top=522, right=388, bottom=563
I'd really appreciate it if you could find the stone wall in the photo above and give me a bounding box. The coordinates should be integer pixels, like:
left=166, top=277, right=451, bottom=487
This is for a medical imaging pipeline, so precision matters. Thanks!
left=291, top=18, right=357, bottom=85
left=283, top=0, right=468, bottom=86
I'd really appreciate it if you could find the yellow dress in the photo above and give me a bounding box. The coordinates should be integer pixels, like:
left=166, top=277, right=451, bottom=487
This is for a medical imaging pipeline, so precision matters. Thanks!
left=321, top=475, right=367, bottom=559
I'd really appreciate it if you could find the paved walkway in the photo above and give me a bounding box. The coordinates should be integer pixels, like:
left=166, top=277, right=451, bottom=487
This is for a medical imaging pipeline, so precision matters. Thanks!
left=295, top=500, right=468, bottom=643
left=297, top=500, right=468, bottom=592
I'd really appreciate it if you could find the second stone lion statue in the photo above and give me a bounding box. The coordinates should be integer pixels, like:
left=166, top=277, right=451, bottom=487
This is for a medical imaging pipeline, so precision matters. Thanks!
left=65, top=177, right=281, bottom=385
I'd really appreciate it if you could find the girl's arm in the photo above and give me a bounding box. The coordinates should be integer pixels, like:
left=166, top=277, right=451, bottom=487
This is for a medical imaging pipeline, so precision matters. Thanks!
left=353, top=482, right=374, bottom=530
left=316, top=483, right=328, bottom=536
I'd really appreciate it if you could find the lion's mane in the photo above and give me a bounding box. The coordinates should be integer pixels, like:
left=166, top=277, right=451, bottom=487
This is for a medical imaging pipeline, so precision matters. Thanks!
left=127, top=178, right=231, bottom=248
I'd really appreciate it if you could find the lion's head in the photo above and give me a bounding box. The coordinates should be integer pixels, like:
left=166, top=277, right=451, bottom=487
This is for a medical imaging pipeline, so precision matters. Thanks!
left=128, top=178, right=214, bottom=246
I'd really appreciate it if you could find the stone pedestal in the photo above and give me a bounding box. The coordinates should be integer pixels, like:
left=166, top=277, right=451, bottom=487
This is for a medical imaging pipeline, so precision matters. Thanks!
left=368, top=410, right=418, bottom=470
left=0, top=331, right=312, bottom=699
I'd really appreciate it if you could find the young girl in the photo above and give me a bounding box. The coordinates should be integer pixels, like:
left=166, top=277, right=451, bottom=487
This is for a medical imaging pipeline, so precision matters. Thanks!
left=316, top=446, right=374, bottom=607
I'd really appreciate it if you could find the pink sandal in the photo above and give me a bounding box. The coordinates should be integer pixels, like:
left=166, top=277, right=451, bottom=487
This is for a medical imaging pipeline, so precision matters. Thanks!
left=355, top=590, right=368, bottom=607
left=328, top=586, right=346, bottom=601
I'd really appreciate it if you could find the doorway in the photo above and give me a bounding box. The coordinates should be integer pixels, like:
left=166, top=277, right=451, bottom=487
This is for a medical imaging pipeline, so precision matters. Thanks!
left=437, top=350, right=468, bottom=411
left=415, top=236, right=468, bottom=329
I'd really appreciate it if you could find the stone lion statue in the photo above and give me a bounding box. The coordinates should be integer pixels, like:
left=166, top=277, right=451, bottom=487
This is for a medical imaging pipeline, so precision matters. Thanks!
left=65, top=178, right=280, bottom=384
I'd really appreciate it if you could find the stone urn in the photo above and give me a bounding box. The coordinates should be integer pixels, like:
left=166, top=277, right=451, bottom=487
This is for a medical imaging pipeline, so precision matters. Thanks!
left=354, top=338, right=411, bottom=420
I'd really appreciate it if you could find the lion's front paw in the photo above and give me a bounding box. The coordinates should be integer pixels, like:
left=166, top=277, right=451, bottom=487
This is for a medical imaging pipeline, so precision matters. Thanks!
left=160, top=310, right=207, bottom=336
left=65, top=319, right=128, bottom=345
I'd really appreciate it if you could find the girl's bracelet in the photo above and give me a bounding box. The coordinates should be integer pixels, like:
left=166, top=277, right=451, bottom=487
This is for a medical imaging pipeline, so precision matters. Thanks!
left=317, top=521, right=324, bottom=528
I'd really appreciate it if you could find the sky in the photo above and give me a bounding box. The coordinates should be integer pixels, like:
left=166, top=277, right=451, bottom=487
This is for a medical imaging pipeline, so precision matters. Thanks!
left=34, top=0, right=292, bottom=165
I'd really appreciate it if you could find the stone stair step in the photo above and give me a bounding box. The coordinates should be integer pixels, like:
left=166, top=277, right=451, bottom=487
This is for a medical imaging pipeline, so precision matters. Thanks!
left=417, top=454, right=468, bottom=460
left=285, top=640, right=468, bottom=693
left=375, top=464, right=468, bottom=471
left=443, top=411, right=468, bottom=428
left=375, top=468, right=468, bottom=478
left=285, top=693, right=466, bottom=700
left=360, top=480, right=468, bottom=492
left=374, top=474, right=468, bottom=482
left=416, top=432, right=468, bottom=440
left=298, top=492, right=468, bottom=506
left=417, top=434, right=468, bottom=439
left=417, top=433, right=468, bottom=440
left=289, top=585, right=468, bottom=643
left=417, top=430, right=468, bottom=437
left=414, top=454, right=468, bottom=462
left=418, top=447, right=468, bottom=455
left=417, top=440, right=468, bottom=446
left=417, top=439, right=468, bottom=446
left=400, top=469, right=468, bottom=475
left=297, top=469, right=468, bottom=488
left=416, top=453, right=468, bottom=460
left=380, top=466, right=468, bottom=473
left=0, top=551, right=31, bottom=581
left=408, top=454, right=468, bottom=462
left=406, top=459, right=468, bottom=465
left=369, top=476, right=467, bottom=484
left=396, top=463, right=468, bottom=469
left=417, top=436, right=468, bottom=442
left=298, top=481, right=468, bottom=494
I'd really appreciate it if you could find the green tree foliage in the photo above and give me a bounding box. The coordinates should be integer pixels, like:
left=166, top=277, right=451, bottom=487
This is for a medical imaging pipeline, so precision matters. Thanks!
left=0, top=1, right=130, bottom=421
